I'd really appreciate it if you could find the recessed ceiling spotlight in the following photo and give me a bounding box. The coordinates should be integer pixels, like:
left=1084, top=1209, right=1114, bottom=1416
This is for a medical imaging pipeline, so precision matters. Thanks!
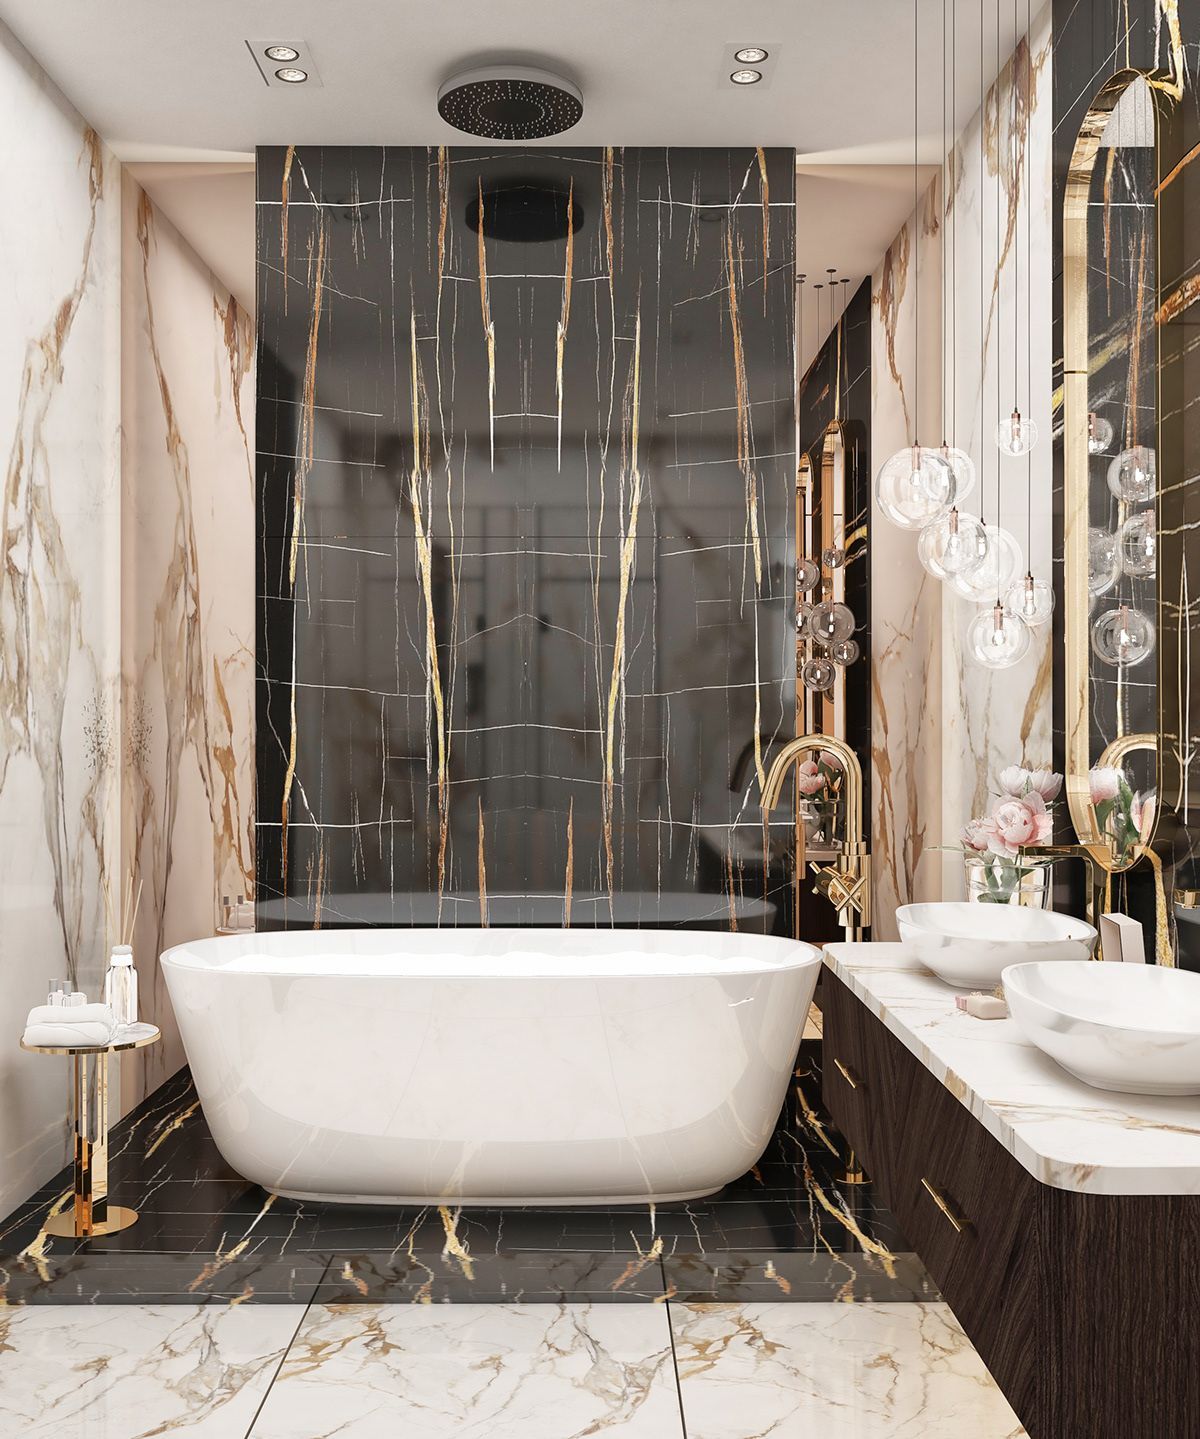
left=275, top=67, right=308, bottom=83
left=734, top=47, right=769, bottom=64
left=730, top=68, right=763, bottom=85
left=264, top=45, right=300, bottom=62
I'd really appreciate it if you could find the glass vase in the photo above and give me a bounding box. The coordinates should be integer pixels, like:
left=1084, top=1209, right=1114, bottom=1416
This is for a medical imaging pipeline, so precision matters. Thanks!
left=964, top=854, right=1050, bottom=908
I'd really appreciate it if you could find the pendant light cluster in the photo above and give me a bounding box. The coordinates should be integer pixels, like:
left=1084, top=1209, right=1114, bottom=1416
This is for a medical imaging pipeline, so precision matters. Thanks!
left=796, top=272, right=860, bottom=694
left=875, top=0, right=1053, bottom=671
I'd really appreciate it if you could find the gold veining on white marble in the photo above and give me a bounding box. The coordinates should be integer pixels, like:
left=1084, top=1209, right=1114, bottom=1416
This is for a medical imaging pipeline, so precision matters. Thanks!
left=250, top=1302, right=681, bottom=1438
left=672, top=1301, right=1026, bottom=1438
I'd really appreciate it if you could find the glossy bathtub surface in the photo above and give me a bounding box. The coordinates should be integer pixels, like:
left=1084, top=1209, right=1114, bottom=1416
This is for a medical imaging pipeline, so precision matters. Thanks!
left=161, top=929, right=820, bottom=1206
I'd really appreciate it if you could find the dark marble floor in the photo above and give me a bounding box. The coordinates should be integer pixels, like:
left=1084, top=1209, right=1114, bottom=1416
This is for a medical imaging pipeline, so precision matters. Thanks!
left=0, top=1042, right=936, bottom=1305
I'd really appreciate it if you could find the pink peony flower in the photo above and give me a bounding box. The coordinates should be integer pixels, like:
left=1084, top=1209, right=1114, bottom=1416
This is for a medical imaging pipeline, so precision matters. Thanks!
left=796, top=759, right=823, bottom=796
left=1089, top=767, right=1122, bottom=805
left=960, top=817, right=991, bottom=852
left=818, top=750, right=844, bottom=774
left=982, top=793, right=1053, bottom=858
left=997, top=766, right=1031, bottom=797
left=1026, top=767, right=1063, bottom=802
left=1131, top=790, right=1157, bottom=841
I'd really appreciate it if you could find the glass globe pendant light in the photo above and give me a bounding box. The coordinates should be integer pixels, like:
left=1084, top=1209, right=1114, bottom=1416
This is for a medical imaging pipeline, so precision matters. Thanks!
left=939, top=444, right=977, bottom=504
left=1118, top=509, right=1156, bottom=578
left=808, top=600, right=856, bottom=645
left=821, top=544, right=846, bottom=570
left=1087, top=411, right=1114, bottom=455
left=918, top=507, right=988, bottom=580
left=830, top=638, right=860, bottom=666
left=801, top=655, right=837, bottom=692
left=1003, top=571, right=1054, bottom=627
left=968, top=602, right=1032, bottom=669
left=796, top=556, right=821, bottom=593
left=1091, top=603, right=1155, bottom=668
left=995, top=407, right=1038, bottom=457
left=948, top=524, right=1022, bottom=604
left=1107, top=445, right=1156, bottom=504
left=875, top=445, right=957, bottom=530
left=1087, top=526, right=1121, bottom=597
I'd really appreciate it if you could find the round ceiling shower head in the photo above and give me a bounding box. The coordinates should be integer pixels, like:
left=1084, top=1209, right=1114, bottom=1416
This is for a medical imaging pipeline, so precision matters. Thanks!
left=437, top=65, right=583, bottom=140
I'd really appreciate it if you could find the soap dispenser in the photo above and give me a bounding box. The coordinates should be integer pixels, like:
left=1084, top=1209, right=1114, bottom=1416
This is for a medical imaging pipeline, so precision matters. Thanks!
left=104, top=944, right=138, bottom=1027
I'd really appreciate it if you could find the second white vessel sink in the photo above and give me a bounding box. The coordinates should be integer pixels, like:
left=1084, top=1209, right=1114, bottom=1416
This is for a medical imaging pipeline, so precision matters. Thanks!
left=896, top=901, right=1095, bottom=988
left=1003, top=960, right=1200, bottom=1096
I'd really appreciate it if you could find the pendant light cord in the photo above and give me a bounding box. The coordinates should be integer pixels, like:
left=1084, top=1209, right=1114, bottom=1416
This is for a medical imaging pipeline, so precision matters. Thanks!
left=1024, top=0, right=1033, bottom=569
left=979, top=0, right=986, bottom=535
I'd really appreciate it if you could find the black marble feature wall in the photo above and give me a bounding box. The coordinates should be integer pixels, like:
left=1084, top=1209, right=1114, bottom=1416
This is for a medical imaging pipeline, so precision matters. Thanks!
left=256, top=148, right=796, bottom=930
left=1052, top=3, right=1200, bottom=959
left=796, top=280, right=871, bottom=775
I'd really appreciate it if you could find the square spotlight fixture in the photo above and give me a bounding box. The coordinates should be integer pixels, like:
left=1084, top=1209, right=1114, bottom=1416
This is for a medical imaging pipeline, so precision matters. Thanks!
left=246, top=40, right=323, bottom=88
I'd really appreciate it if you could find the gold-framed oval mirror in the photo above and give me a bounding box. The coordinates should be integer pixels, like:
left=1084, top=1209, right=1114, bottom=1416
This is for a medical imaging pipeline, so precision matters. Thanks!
left=1063, top=69, right=1163, bottom=874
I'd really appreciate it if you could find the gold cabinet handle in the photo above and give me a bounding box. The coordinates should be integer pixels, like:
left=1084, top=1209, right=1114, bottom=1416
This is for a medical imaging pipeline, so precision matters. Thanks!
left=921, top=1177, right=968, bottom=1234
left=833, top=1057, right=860, bottom=1090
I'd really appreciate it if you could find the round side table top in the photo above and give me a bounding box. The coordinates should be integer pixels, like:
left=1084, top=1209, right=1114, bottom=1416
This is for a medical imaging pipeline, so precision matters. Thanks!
left=20, top=1022, right=161, bottom=1057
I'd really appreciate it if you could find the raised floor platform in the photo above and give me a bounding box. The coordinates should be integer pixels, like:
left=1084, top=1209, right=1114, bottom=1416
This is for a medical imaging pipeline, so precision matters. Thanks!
left=0, top=1042, right=935, bottom=1305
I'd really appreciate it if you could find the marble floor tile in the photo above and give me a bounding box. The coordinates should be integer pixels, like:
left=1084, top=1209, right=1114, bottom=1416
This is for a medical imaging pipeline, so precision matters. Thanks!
left=247, top=1301, right=683, bottom=1438
left=0, top=1303, right=306, bottom=1437
left=670, top=1301, right=1027, bottom=1438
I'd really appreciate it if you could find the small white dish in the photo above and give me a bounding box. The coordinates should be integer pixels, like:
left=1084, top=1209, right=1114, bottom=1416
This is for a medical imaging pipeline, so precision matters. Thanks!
left=1003, top=960, right=1200, bottom=1096
left=896, top=901, right=1095, bottom=989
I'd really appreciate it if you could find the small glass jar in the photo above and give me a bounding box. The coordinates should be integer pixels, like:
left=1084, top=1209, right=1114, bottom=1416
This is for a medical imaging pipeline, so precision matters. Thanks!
left=963, top=854, right=1051, bottom=908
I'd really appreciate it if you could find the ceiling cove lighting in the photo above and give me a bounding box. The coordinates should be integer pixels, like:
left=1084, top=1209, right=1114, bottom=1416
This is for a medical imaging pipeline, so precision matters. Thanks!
left=264, top=45, right=300, bottom=62
left=275, top=68, right=308, bottom=83
left=733, top=47, right=769, bottom=63
left=437, top=65, right=583, bottom=140
left=730, top=68, right=762, bottom=85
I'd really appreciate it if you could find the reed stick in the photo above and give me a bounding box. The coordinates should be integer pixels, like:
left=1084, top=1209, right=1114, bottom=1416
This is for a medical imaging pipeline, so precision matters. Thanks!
left=125, top=878, right=143, bottom=947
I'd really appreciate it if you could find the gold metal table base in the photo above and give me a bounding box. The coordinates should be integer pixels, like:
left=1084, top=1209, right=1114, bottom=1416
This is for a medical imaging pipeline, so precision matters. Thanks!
left=20, top=1024, right=160, bottom=1241
left=44, top=1205, right=139, bottom=1238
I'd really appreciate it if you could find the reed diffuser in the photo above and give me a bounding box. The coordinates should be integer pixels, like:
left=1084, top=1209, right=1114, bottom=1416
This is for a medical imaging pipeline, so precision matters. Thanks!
left=102, top=871, right=143, bottom=1027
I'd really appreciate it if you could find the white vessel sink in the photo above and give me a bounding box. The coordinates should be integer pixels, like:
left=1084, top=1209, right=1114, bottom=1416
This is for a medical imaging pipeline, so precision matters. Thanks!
left=896, top=902, right=1095, bottom=989
left=1003, top=960, right=1200, bottom=1096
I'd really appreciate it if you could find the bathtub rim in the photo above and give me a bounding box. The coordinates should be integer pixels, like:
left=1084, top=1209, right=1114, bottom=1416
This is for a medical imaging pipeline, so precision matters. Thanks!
left=160, top=927, right=822, bottom=981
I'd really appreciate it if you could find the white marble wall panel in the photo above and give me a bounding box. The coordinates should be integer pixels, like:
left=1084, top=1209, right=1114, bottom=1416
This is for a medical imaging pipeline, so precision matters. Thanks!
left=870, top=6, right=1054, bottom=920
left=0, top=22, right=121, bottom=1218
left=120, top=177, right=255, bottom=1108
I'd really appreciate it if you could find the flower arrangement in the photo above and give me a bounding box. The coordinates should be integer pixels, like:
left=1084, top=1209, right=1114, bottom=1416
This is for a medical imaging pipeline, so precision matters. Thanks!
left=795, top=751, right=844, bottom=842
left=1088, top=766, right=1155, bottom=864
left=957, top=765, right=1062, bottom=904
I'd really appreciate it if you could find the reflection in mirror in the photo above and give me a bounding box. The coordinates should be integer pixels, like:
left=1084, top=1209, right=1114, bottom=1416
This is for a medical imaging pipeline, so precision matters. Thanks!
left=1064, top=73, right=1159, bottom=876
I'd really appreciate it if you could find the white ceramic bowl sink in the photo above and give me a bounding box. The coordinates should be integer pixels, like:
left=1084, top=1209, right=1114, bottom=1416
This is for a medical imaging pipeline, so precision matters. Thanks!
left=896, top=902, right=1096, bottom=989
left=1003, top=960, right=1200, bottom=1096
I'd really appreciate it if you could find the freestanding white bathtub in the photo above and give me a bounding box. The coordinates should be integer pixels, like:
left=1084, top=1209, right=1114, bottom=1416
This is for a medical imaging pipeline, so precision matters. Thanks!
left=160, top=928, right=820, bottom=1206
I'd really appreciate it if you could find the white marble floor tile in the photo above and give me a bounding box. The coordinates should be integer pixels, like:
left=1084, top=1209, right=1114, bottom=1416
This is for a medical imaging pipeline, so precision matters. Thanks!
left=0, top=1303, right=306, bottom=1438
left=247, top=1301, right=683, bottom=1438
left=671, top=1301, right=1028, bottom=1438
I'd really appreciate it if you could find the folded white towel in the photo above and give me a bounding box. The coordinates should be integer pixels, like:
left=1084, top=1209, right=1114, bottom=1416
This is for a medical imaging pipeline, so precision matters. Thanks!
left=23, top=1002, right=116, bottom=1050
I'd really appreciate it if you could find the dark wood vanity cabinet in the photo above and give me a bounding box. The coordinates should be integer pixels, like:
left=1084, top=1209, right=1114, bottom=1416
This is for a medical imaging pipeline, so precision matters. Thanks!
left=823, top=970, right=1200, bottom=1439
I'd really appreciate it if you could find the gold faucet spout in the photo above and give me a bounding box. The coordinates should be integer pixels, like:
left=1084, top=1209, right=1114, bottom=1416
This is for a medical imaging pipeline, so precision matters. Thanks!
left=760, top=734, right=870, bottom=938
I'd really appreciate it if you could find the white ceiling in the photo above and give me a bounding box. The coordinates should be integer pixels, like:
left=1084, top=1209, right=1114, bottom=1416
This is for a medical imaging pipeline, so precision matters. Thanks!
left=0, top=0, right=1026, bottom=163
left=126, top=163, right=255, bottom=313
left=795, top=164, right=938, bottom=374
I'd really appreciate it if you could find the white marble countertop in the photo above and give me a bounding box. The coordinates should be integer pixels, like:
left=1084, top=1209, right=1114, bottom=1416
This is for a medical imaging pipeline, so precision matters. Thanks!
left=823, top=942, right=1200, bottom=1197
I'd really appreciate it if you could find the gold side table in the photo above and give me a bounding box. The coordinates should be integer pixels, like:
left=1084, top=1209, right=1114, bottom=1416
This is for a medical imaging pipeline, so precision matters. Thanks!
left=20, top=1023, right=160, bottom=1238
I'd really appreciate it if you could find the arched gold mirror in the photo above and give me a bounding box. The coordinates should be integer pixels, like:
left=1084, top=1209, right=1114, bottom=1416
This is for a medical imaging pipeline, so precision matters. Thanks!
left=1063, top=70, right=1163, bottom=876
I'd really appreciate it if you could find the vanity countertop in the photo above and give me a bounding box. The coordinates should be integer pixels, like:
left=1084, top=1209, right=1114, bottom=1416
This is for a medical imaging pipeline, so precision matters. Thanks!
left=823, top=942, right=1200, bottom=1197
